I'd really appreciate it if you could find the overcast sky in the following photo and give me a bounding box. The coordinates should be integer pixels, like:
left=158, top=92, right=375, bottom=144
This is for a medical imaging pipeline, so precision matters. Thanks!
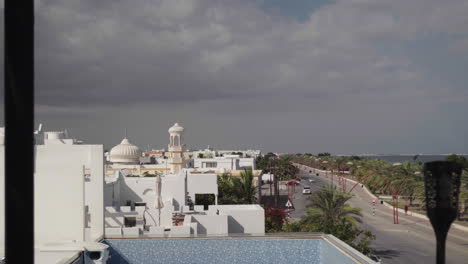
left=1, top=0, right=467, bottom=154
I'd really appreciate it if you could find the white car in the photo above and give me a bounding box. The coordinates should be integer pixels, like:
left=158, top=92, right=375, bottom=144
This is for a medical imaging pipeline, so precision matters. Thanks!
left=309, top=179, right=315, bottom=183
left=302, top=186, right=311, bottom=194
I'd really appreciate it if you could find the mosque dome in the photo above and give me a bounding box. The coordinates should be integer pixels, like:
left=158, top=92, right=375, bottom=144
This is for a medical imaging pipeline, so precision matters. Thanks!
left=168, top=123, right=184, bottom=134
left=109, top=138, right=142, bottom=164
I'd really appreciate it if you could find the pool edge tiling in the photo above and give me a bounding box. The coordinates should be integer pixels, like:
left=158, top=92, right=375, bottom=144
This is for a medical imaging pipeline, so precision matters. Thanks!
left=104, top=237, right=356, bottom=264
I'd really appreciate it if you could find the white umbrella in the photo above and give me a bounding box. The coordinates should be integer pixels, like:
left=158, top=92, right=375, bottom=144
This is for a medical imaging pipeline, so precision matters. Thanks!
left=154, top=175, right=164, bottom=226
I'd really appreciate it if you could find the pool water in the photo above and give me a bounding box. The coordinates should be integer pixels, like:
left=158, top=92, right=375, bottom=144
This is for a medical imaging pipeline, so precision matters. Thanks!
left=104, top=238, right=355, bottom=264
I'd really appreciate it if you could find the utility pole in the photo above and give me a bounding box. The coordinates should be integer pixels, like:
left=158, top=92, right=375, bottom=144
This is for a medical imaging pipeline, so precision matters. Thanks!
left=273, top=158, right=279, bottom=208
left=269, top=158, right=272, bottom=198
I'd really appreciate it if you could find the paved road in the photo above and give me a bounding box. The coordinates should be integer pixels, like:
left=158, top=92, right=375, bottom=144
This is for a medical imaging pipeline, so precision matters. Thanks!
left=291, top=165, right=468, bottom=264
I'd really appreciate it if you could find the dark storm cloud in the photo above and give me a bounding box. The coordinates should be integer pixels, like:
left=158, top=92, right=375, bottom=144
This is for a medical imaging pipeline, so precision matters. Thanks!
left=33, top=0, right=285, bottom=106
left=29, top=0, right=467, bottom=107
left=1, top=0, right=467, bottom=153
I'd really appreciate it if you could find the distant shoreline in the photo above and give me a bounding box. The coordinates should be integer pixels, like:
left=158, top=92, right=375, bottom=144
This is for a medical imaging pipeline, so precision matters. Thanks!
left=334, top=154, right=468, bottom=163
left=336, top=154, right=468, bottom=157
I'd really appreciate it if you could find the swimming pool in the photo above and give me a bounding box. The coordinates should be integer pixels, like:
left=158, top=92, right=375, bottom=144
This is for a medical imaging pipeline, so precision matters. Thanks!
left=104, top=236, right=363, bottom=264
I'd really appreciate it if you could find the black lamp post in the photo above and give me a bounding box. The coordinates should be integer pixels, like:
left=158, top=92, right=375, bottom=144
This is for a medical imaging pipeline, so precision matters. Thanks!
left=424, top=161, right=462, bottom=264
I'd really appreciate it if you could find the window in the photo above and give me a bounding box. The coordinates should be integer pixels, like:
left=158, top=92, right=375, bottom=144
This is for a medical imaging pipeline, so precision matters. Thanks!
left=204, top=162, right=217, bottom=168
left=124, top=216, right=137, bottom=227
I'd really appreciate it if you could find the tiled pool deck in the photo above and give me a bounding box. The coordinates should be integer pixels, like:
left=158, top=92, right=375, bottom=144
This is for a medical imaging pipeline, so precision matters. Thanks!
left=103, top=234, right=375, bottom=264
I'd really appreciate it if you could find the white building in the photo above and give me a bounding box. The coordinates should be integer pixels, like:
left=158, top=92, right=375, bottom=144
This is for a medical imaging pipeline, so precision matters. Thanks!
left=106, top=136, right=169, bottom=176
left=216, top=149, right=262, bottom=159
left=194, top=155, right=256, bottom=172
left=0, top=122, right=265, bottom=263
left=103, top=123, right=265, bottom=237
left=0, top=127, right=106, bottom=263
left=190, top=148, right=261, bottom=159
left=105, top=123, right=194, bottom=176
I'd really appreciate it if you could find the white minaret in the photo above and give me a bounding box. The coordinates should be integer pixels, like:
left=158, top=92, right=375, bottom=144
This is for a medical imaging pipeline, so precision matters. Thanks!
left=168, top=123, right=185, bottom=174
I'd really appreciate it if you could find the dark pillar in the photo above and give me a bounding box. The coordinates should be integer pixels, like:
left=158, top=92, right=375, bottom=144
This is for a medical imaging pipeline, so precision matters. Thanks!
left=5, top=0, right=35, bottom=263
left=424, top=161, right=462, bottom=264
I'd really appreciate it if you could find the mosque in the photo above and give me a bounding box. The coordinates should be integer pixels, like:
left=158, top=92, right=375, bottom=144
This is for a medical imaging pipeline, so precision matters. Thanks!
left=105, top=123, right=259, bottom=177
left=103, top=123, right=264, bottom=237
left=105, top=123, right=190, bottom=177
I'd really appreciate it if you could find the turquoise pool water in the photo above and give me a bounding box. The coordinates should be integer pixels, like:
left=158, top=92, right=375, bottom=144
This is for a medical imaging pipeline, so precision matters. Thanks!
left=104, top=238, right=355, bottom=264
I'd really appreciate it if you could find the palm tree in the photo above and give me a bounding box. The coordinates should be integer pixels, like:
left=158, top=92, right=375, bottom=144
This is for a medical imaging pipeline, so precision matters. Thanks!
left=218, top=173, right=238, bottom=204
left=233, top=169, right=257, bottom=204
left=301, top=185, right=362, bottom=227
left=218, top=170, right=257, bottom=204
left=298, top=185, right=375, bottom=255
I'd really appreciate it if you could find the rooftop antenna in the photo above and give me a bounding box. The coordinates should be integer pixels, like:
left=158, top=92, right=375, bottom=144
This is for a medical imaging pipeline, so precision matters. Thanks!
left=34, top=123, right=43, bottom=135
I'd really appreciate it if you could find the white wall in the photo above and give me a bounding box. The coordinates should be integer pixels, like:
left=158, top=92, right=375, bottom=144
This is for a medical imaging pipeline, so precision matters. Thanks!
left=35, top=144, right=104, bottom=243
left=194, top=158, right=237, bottom=170
left=187, top=173, right=218, bottom=205
left=84, top=145, right=104, bottom=241
left=191, top=215, right=228, bottom=235
left=113, top=173, right=186, bottom=211
left=0, top=144, right=104, bottom=250
left=209, top=205, right=265, bottom=234
left=238, top=158, right=256, bottom=170
left=194, top=157, right=255, bottom=171
left=107, top=170, right=219, bottom=213
left=104, top=178, right=120, bottom=207
left=35, top=149, right=84, bottom=244
left=0, top=147, right=4, bottom=256
left=114, top=177, right=157, bottom=207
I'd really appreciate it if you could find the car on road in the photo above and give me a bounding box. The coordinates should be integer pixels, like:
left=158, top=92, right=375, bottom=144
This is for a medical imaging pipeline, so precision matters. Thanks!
left=309, top=179, right=315, bottom=183
left=302, top=186, right=311, bottom=194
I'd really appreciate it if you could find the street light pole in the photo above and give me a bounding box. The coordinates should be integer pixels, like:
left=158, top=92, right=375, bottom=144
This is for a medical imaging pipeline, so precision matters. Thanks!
left=322, top=160, right=330, bottom=184
left=424, top=161, right=462, bottom=264
left=343, top=162, right=354, bottom=192
left=331, top=168, right=334, bottom=186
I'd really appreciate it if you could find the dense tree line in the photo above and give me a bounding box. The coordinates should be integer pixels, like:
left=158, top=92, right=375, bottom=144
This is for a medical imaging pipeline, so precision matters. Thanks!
left=255, top=153, right=298, bottom=181
left=291, top=153, right=468, bottom=218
